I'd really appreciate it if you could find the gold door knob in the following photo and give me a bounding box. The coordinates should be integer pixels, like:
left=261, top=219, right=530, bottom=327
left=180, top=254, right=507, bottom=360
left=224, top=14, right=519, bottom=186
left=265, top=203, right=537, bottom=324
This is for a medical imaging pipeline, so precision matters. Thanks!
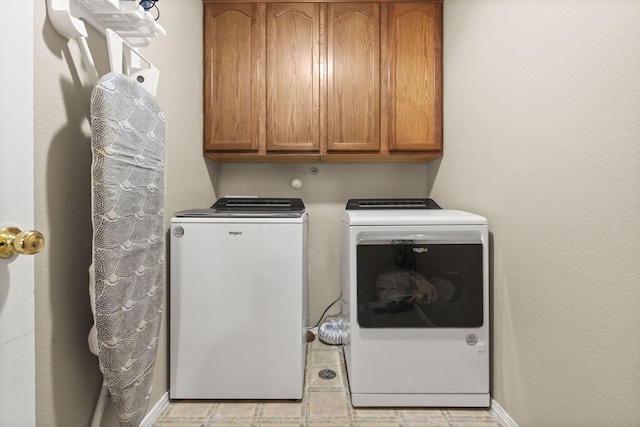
left=0, top=227, right=45, bottom=259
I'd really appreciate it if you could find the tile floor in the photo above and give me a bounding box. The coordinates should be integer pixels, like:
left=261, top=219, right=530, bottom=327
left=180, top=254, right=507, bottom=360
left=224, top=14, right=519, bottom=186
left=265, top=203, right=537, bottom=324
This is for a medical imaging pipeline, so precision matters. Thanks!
left=154, top=339, right=504, bottom=426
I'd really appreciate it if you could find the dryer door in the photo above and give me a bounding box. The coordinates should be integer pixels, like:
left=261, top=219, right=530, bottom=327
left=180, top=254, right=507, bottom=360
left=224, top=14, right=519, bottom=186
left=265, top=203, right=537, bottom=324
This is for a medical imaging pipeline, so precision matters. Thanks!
left=356, top=239, right=483, bottom=328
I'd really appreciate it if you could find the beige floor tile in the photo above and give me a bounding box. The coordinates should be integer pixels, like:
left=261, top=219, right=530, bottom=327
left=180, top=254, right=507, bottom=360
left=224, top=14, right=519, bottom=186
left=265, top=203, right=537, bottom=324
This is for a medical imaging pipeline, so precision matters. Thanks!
left=397, top=407, right=447, bottom=421
left=351, top=406, right=401, bottom=421
left=443, top=408, right=500, bottom=424
left=155, top=424, right=204, bottom=427
left=162, top=401, right=214, bottom=419
left=251, top=420, right=304, bottom=427
left=259, top=401, right=304, bottom=419
left=308, top=339, right=335, bottom=351
left=356, top=424, right=403, bottom=427
left=400, top=424, right=448, bottom=427
left=206, top=423, right=249, bottom=427
left=306, top=367, right=344, bottom=390
left=456, top=423, right=503, bottom=427
left=255, top=423, right=303, bottom=427
left=308, top=348, right=342, bottom=367
left=213, top=401, right=259, bottom=419
left=304, top=423, right=351, bottom=427
left=306, top=391, right=350, bottom=420
left=444, top=408, right=493, bottom=416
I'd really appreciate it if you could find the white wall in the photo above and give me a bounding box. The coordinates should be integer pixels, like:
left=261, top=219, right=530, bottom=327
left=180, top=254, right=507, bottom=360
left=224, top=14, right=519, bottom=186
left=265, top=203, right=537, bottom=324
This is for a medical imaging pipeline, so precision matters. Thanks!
left=35, top=4, right=109, bottom=424
left=433, top=1, right=640, bottom=425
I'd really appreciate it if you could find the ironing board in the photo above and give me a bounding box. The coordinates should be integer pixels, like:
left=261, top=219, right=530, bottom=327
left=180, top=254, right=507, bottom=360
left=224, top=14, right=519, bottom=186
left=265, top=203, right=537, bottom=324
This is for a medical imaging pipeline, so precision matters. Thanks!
left=89, top=72, right=165, bottom=427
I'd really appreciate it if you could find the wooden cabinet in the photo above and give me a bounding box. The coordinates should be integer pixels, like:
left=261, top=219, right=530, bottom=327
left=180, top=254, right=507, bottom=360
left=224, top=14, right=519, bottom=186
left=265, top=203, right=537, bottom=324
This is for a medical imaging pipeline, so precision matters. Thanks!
left=203, top=3, right=260, bottom=152
left=327, top=3, right=380, bottom=153
left=388, top=2, right=442, bottom=152
left=266, top=3, right=321, bottom=152
left=203, top=0, right=442, bottom=162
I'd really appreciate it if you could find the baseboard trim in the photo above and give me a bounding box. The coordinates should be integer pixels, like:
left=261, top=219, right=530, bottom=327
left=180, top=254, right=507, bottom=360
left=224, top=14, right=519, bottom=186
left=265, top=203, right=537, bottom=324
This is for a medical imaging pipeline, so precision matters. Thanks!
left=491, top=399, right=519, bottom=427
left=141, top=392, right=170, bottom=427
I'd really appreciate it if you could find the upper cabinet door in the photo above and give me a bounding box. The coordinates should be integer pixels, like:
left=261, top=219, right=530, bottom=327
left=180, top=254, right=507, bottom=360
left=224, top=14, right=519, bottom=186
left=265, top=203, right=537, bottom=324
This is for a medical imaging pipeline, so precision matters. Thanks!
left=327, top=3, right=380, bottom=152
left=203, top=3, right=261, bottom=152
left=387, top=3, right=442, bottom=152
left=266, top=3, right=321, bottom=152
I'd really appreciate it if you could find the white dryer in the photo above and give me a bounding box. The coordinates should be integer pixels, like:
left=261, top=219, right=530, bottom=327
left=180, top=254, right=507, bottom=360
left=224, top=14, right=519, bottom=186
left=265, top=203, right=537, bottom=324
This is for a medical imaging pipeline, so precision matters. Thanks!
left=341, top=199, right=489, bottom=407
left=170, top=198, right=307, bottom=399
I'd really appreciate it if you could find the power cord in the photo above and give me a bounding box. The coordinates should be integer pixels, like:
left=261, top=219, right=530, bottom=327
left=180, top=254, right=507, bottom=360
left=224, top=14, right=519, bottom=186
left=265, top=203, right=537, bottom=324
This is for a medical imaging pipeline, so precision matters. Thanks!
left=309, top=291, right=343, bottom=329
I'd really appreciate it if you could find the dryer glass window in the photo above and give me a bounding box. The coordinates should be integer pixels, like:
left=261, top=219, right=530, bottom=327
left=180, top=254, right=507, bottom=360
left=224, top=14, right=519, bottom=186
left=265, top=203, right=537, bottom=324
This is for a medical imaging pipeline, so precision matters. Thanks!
left=356, top=240, right=483, bottom=328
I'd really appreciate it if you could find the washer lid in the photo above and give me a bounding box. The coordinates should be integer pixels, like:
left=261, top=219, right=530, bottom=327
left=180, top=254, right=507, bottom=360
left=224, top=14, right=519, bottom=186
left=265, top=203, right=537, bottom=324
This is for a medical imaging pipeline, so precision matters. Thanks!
left=175, top=198, right=306, bottom=218
left=345, top=198, right=441, bottom=210
left=343, top=209, right=487, bottom=226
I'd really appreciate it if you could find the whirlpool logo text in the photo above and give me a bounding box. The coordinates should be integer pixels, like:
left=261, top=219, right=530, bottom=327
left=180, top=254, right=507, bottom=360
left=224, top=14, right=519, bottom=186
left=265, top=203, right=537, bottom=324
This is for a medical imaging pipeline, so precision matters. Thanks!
left=229, top=231, right=243, bottom=236
left=412, top=247, right=428, bottom=254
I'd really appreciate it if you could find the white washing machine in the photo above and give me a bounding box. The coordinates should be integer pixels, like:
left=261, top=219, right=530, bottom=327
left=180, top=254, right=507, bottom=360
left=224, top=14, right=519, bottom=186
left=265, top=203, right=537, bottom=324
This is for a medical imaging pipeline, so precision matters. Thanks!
left=341, top=199, right=489, bottom=407
left=170, top=198, right=307, bottom=399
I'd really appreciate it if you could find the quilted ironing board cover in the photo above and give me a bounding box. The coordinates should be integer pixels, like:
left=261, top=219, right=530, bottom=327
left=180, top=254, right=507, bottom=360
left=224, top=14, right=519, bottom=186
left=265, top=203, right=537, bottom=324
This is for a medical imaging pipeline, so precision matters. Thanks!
left=89, top=72, right=165, bottom=427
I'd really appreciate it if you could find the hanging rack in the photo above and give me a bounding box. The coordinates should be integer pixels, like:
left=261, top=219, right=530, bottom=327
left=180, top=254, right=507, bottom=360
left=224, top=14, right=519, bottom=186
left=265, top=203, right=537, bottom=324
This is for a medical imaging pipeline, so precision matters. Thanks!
left=46, top=0, right=166, bottom=94
left=106, top=29, right=160, bottom=94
